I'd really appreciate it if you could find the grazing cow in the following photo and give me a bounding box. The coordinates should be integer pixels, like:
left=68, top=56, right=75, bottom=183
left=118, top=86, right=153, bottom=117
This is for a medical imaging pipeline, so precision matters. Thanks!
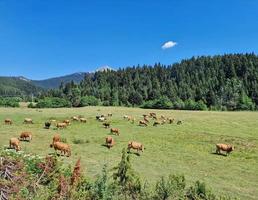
left=50, top=134, right=61, bottom=148
left=56, top=122, right=67, bottom=129
left=45, top=121, right=51, bottom=129
left=168, top=118, right=174, bottom=124
left=63, top=119, right=71, bottom=125
left=127, top=141, right=144, bottom=154
left=96, top=115, right=100, bottom=120
left=9, top=138, right=21, bottom=151
left=123, top=115, right=129, bottom=120
left=71, top=116, right=80, bottom=121
left=103, top=122, right=110, bottom=128
left=98, top=117, right=106, bottom=122
left=139, top=120, right=148, bottom=126
left=80, top=118, right=87, bottom=123
left=110, top=128, right=120, bottom=136
left=143, top=114, right=148, bottom=118
left=52, top=141, right=71, bottom=157
left=153, top=121, right=161, bottom=126
left=105, top=136, right=115, bottom=148
left=216, top=144, right=234, bottom=156
left=4, top=118, right=12, bottom=125
left=24, top=118, right=33, bottom=124
left=149, top=112, right=157, bottom=118
left=19, top=132, right=32, bottom=142
left=177, top=120, right=182, bottom=125
left=127, top=116, right=133, bottom=121
left=160, top=115, right=166, bottom=120
left=143, top=117, right=149, bottom=123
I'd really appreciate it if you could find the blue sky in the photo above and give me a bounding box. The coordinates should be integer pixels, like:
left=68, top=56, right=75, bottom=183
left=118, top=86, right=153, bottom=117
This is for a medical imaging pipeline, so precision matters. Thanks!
left=0, top=0, right=257, bottom=80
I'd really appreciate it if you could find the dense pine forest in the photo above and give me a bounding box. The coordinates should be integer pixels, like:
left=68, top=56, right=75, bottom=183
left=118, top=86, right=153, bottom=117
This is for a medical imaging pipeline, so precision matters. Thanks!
left=33, top=53, right=258, bottom=110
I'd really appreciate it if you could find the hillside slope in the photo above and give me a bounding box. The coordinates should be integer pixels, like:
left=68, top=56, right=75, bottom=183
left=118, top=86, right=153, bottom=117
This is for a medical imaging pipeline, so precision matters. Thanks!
left=32, top=72, right=88, bottom=89
left=0, top=76, right=42, bottom=96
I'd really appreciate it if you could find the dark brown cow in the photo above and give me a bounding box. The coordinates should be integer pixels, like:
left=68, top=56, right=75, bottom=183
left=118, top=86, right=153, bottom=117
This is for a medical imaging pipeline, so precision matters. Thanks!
left=103, top=122, right=110, bottom=128
left=4, top=118, right=12, bottom=125
left=139, top=120, right=148, bottom=126
left=19, top=131, right=32, bottom=141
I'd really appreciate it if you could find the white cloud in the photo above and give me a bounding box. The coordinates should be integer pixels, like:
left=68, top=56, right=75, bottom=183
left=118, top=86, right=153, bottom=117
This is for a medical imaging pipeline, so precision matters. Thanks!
left=161, top=41, right=177, bottom=50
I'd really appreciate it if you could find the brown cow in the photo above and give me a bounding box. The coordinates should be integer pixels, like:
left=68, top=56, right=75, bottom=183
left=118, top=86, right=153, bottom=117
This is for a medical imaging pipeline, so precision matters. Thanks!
left=149, top=112, right=156, bottom=117
left=139, top=120, right=148, bottom=126
left=19, top=131, right=32, bottom=142
left=71, top=116, right=80, bottom=121
left=4, top=118, right=12, bottom=125
left=50, top=134, right=61, bottom=148
left=52, top=141, right=71, bottom=157
left=110, top=128, right=120, bottom=136
left=216, top=144, right=234, bottom=156
left=168, top=118, right=174, bottom=124
left=153, top=121, right=161, bottom=126
left=143, top=117, right=149, bottom=123
left=24, top=118, right=33, bottom=124
left=56, top=122, right=67, bottom=129
left=9, top=138, right=21, bottom=151
left=105, top=136, right=115, bottom=148
left=127, top=141, right=144, bottom=154
left=63, top=119, right=71, bottom=125
left=80, top=118, right=87, bottom=123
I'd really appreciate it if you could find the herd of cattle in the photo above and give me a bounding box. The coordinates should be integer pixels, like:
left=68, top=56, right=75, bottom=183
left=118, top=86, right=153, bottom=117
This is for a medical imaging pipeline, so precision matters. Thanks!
left=4, top=112, right=234, bottom=157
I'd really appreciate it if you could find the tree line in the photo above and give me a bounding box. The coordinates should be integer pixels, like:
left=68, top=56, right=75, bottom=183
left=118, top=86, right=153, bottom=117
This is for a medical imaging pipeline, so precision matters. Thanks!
left=35, top=53, right=258, bottom=110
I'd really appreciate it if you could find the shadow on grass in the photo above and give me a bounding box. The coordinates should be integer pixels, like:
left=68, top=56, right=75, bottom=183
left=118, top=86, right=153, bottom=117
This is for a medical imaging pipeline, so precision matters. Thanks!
left=210, top=152, right=228, bottom=157
left=127, top=151, right=141, bottom=156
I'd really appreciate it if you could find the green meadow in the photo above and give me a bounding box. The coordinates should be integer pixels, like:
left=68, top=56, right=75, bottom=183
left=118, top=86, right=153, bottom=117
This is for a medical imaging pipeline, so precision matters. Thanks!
left=0, top=106, right=258, bottom=199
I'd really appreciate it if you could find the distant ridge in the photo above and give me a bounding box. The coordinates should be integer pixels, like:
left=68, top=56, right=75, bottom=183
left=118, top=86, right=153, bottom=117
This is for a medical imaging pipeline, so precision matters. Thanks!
left=31, top=72, right=88, bottom=89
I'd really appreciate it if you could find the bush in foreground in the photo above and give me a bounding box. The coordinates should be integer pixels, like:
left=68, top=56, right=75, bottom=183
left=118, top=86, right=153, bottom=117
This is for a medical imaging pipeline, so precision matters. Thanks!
left=0, top=149, right=238, bottom=200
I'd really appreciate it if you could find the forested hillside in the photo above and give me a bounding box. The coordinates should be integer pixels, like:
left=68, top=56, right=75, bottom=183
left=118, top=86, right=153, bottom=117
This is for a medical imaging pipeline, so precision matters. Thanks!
left=0, top=76, right=42, bottom=97
left=40, top=53, right=258, bottom=110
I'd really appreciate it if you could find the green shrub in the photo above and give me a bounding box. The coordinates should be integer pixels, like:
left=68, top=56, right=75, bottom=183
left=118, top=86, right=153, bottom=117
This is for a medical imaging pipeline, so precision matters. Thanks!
left=0, top=97, right=20, bottom=107
left=80, top=96, right=100, bottom=107
left=34, top=97, right=71, bottom=108
left=141, top=96, right=173, bottom=109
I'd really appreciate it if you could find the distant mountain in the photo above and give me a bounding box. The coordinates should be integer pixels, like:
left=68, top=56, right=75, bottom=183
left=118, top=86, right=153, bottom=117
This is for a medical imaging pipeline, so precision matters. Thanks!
left=0, top=76, right=42, bottom=96
left=96, top=66, right=115, bottom=72
left=0, top=66, right=115, bottom=95
left=32, top=72, right=88, bottom=89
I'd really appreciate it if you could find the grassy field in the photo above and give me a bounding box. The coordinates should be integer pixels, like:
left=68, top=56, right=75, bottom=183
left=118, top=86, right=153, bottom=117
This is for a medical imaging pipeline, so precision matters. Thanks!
left=0, top=106, right=258, bottom=199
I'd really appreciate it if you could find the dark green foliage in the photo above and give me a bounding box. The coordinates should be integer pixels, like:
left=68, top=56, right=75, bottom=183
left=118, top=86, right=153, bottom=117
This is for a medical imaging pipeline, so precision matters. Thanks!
left=32, top=97, right=71, bottom=108
left=80, top=96, right=100, bottom=106
left=37, top=53, right=258, bottom=110
left=186, top=181, right=216, bottom=200
left=113, top=148, right=142, bottom=199
left=154, top=175, right=186, bottom=200
left=0, top=97, right=20, bottom=107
